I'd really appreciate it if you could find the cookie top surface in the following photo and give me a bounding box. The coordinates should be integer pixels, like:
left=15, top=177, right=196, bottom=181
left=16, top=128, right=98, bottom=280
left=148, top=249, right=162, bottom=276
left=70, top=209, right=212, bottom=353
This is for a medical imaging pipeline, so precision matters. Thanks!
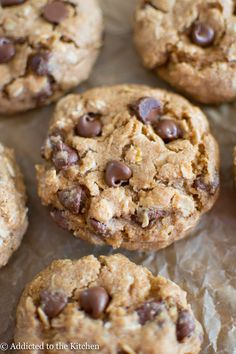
left=134, top=0, right=236, bottom=104
left=36, top=85, right=219, bottom=251
left=0, top=0, right=103, bottom=114
left=0, top=143, right=28, bottom=267
left=15, top=254, right=203, bottom=353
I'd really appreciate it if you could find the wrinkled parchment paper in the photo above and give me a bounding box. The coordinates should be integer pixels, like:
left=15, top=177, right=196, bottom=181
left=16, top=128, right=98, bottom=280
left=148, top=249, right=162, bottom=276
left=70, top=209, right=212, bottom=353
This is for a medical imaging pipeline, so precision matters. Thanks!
left=0, top=1, right=235, bottom=353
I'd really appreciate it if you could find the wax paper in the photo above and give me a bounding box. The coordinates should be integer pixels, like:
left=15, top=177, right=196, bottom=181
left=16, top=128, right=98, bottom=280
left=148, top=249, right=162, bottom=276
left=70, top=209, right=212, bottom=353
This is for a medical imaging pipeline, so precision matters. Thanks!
left=0, top=1, right=235, bottom=353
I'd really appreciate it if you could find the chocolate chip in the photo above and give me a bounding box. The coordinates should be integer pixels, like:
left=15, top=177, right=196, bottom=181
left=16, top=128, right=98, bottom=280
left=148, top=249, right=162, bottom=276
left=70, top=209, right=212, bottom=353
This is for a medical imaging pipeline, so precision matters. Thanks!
left=35, top=86, right=52, bottom=106
left=176, top=310, right=195, bottom=342
left=147, top=209, right=166, bottom=228
left=40, top=290, right=67, bottom=318
left=1, top=0, right=25, bottom=6
left=28, top=52, right=50, bottom=76
left=153, top=119, right=182, bottom=143
left=57, top=186, right=87, bottom=215
left=130, top=97, right=162, bottom=124
left=193, top=174, right=219, bottom=195
left=52, top=141, right=79, bottom=170
left=76, top=113, right=102, bottom=138
left=0, top=37, right=15, bottom=64
left=80, top=286, right=109, bottom=319
left=50, top=209, right=69, bottom=230
left=134, top=209, right=166, bottom=229
left=43, top=1, right=68, bottom=24
left=136, top=301, right=164, bottom=325
left=89, top=219, right=108, bottom=235
left=105, top=161, right=132, bottom=187
left=190, top=22, right=215, bottom=48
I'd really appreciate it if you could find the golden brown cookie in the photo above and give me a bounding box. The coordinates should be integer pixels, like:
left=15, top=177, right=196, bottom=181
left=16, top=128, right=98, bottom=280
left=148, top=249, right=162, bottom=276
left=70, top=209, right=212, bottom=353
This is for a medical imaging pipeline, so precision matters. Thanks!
left=0, top=0, right=103, bottom=114
left=15, top=254, right=203, bottom=354
left=0, top=143, right=28, bottom=267
left=134, top=0, right=236, bottom=104
left=36, top=85, right=219, bottom=251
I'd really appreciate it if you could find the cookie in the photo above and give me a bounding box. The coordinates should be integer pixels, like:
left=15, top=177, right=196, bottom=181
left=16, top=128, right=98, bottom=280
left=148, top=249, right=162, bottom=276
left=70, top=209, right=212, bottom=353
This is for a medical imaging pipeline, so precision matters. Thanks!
left=14, top=254, right=203, bottom=353
left=134, top=0, right=236, bottom=104
left=36, top=84, right=219, bottom=251
left=234, top=147, right=236, bottom=184
left=0, top=0, right=103, bottom=114
left=0, top=143, right=28, bottom=267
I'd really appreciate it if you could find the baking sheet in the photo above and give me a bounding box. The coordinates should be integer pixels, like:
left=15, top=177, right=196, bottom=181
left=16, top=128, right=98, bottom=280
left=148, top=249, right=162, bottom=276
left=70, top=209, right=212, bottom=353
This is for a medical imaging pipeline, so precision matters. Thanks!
left=0, top=1, right=235, bottom=353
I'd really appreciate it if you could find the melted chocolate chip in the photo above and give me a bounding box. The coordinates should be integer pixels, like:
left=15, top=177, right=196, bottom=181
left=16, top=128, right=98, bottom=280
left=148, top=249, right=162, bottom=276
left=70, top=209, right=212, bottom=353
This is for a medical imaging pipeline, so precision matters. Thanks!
left=50, top=209, right=69, bottom=230
left=28, top=52, right=50, bottom=76
left=176, top=310, right=195, bottom=342
left=57, top=186, right=87, bottom=215
left=136, top=301, right=164, bottom=325
left=130, top=97, right=162, bottom=124
left=0, top=37, right=15, bottom=64
left=1, top=0, right=25, bottom=6
left=134, top=209, right=166, bottom=229
left=193, top=175, right=219, bottom=195
left=147, top=209, right=166, bottom=228
left=52, top=141, right=79, bottom=170
left=80, top=286, right=109, bottom=319
left=105, top=161, right=132, bottom=187
left=35, top=86, right=52, bottom=106
left=76, top=113, right=102, bottom=138
left=154, top=119, right=183, bottom=143
left=40, top=290, right=67, bottom=318
left=190, top=22, right=215, bottom=48
left=89, top=219, right=108, bottom=235
left=43, top=1, right=68, bottom=24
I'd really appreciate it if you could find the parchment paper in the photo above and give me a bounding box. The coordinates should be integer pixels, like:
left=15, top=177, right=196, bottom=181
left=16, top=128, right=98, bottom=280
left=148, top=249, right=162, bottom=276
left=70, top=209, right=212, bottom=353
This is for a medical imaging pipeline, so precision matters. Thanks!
left=0, top=1, right=235, bottom=353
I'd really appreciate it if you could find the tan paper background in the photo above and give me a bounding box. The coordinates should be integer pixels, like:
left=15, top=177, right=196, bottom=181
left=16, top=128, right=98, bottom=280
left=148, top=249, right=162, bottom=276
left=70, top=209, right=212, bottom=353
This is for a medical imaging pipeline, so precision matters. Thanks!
left=0, top=1, right=235, bottom=353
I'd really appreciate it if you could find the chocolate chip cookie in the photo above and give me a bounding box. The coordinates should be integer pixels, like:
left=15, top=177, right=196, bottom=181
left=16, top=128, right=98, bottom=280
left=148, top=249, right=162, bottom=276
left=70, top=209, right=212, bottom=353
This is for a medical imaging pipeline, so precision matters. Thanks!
left=134, top=0, right=236, bottom=104
left=0, top=0, right=103, bottom=114
left=0, top=143, right=28, bottom=267
left=234, top=147, right=236, bottom=184
left=36, top=84, right=219, bottom=251
left=14, top=254, right=203, bottom=353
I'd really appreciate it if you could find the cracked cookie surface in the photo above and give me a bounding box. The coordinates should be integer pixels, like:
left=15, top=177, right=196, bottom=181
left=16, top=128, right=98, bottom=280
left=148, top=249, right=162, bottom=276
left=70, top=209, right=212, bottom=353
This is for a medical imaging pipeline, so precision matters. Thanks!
left=0, top=0, right=103, bottom=114
left=36, top=84, right=219, bottom=251
left=134, top=0, right=236, bottom=104
left=0, top=142, right=28, bottom=267
left=14, top=254, right=203, bottom=354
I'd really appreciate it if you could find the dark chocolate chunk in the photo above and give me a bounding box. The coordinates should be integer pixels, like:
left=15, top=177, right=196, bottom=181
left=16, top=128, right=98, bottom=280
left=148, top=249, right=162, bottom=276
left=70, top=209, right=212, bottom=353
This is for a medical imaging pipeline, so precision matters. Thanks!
left=0, top=37, right=15, bottom=64
left=134, top=209, right=166, bottom=229
left=57, top=186, right=87, bottom=214
left=190, top=22, right=215, bottom=48
left=105, top=161, right=132, bottom=187
left=52, top=141, right=79, bottom=170
left=89, top=219, right=108, bottom=235
left=193, top=174, right=219, bottom=195
left=1, top=0, right=26, bottom=6
left=76, top=113, right=102, bottom=138
left=176, top=310, right=195, bottom=342
left=28, top=52, right=50, bottom=76
left=43, top=1, right=68, bottom=24
left=35, top=85, right=53, bottom=106
left=130, top=97, right=162, bottom=124
left=50, top=209, right=69, bottom=230
left=80, top=286, right=109, bottom=319
left=40, top=290, right=67, bottom=318
left=136, top=300, right=164, bottom=325
left=154, top=119, right=183, bottom=143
